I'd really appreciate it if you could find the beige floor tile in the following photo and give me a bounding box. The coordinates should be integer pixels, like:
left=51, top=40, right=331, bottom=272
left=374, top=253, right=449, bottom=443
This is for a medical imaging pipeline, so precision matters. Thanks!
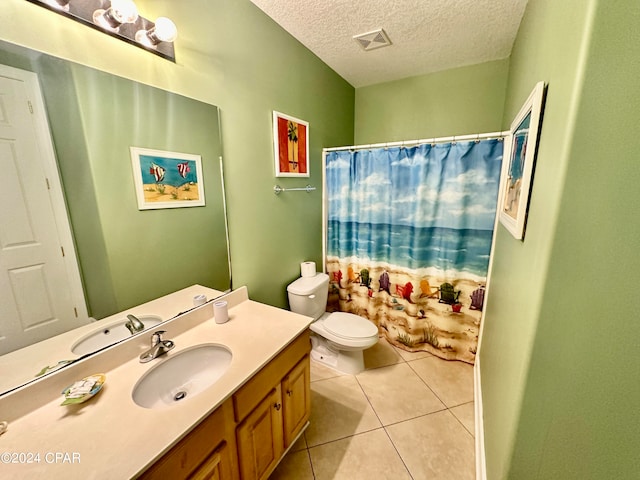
left=309, top=428, right=411, bottom=480
left=450, top=401, right=475, bottom=436
left=386, top=410, right=475, bottom=480
left=393, top=344, right=434, bottom=361
left=269, top=449, right=314, bottom=480
left=305, top=375, right=381, bottom=447
left=356, top=363, right=445, bottom=425
left=363, top=337, right=403, bottom=369
left=409, top=356, right=474, bottom=407
left=310, top=358, right=346, bottom=382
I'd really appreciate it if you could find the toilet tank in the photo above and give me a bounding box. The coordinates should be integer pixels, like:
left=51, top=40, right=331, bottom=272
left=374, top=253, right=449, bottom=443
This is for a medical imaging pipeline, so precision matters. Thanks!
left=287, top=273, right=329, bottom=320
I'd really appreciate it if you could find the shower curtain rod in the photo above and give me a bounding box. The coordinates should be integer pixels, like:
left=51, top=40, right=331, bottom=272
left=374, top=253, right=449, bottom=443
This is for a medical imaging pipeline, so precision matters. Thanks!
left=323, top=130, right=509, bottom=153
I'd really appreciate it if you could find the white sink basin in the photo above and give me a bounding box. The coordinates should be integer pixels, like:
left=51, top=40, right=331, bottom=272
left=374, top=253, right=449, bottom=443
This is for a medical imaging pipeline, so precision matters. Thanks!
left=132, top=344, right=232, bottom=409
left=71, top=315, right=163, bottom=355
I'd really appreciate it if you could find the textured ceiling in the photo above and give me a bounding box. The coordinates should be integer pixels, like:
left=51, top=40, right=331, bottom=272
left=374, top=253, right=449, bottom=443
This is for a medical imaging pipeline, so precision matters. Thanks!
left=250, top=0, right=528, bottom=88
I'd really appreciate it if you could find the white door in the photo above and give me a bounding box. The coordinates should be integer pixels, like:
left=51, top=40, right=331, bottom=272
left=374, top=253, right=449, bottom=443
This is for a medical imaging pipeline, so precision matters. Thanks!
left=0, top=64, right=88, bottom=355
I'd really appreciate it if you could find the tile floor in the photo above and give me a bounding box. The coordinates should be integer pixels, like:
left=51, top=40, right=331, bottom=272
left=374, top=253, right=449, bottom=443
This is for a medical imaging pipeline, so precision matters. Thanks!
left=269, top=337, right=476, bottom=480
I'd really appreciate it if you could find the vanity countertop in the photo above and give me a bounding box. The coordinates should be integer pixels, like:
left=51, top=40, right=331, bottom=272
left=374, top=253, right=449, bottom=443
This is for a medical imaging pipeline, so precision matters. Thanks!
left=0, top=287, right=312, bottom=479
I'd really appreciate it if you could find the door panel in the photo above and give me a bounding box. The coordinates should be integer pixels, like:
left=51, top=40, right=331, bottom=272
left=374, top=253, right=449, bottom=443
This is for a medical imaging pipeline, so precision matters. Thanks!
left=282, top=355, right=311, bottom=448
left=0, top=67, right=87, bottom=354
left=236, top=386, right=284, bottom=480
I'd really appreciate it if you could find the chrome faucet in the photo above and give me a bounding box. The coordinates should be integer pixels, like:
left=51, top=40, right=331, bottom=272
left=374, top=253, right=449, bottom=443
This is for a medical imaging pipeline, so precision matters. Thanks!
left=125, top=314, right=145, bottom=334
left=139, top=330, right=175, bottom=363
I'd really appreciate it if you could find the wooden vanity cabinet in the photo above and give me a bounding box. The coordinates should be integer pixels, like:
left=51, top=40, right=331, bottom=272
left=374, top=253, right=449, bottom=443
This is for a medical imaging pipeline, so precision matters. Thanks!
left=233, top=332, right=311, bottom=480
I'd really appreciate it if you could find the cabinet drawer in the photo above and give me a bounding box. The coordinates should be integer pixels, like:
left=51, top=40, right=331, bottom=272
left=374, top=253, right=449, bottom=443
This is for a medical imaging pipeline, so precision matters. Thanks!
left=140, top=401, right=232, bottom=479
left=189, top=440, right=233, bottom=480
left=233, top=331, right=310, bottom=422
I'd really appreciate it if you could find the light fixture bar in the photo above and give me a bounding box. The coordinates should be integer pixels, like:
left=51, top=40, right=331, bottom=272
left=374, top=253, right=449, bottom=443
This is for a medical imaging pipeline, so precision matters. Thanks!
left=25, top=0, right=177, bottom=62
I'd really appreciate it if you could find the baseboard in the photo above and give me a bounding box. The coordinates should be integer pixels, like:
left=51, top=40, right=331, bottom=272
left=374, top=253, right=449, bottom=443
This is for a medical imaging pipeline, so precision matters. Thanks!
left=474, top=356, right=487, bottom=480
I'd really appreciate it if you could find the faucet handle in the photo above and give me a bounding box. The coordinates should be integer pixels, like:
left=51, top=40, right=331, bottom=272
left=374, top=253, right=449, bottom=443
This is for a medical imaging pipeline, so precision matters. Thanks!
left=151, top=330, right=166, bottom=346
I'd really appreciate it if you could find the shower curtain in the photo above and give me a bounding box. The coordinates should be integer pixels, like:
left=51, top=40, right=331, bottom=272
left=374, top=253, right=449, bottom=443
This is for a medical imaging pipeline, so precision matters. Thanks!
left=325, top=139, right=503, bottom=364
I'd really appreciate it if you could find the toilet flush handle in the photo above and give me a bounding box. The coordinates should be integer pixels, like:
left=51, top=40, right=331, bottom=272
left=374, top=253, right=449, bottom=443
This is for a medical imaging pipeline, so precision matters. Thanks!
left=308, top=294, right=315, bottom=299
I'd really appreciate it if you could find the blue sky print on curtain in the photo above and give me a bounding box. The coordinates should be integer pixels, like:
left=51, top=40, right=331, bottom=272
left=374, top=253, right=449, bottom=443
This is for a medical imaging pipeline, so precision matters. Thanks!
left=325, top=139, right=503, bottom=364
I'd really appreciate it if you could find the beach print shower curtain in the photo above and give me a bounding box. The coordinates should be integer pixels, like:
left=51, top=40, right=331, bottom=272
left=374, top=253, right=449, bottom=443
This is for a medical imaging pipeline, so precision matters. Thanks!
left=325, top=139, right=503, bottom=364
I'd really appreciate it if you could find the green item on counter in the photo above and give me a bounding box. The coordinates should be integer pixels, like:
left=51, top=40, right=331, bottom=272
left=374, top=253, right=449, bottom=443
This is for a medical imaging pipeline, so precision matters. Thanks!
left=35, top=360, right=73, bottom=377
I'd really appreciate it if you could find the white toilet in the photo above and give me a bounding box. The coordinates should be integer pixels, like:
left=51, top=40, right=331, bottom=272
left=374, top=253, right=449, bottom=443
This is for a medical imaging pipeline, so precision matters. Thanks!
left=287, top=272, right=378, bottom=374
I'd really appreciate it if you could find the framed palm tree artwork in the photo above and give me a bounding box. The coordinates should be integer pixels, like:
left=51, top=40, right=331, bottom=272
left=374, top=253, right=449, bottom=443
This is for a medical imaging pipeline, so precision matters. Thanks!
left=273, top=111, right=309, bottom=177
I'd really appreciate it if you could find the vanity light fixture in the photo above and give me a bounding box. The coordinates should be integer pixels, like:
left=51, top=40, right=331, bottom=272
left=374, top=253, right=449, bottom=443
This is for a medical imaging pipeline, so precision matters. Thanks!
left=25, top=0, right=177, bottom=62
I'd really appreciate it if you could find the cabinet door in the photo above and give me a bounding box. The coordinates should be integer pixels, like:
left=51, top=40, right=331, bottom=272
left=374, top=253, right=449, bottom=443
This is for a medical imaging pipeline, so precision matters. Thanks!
left=189, top=440, right=233, bottom=480
left=236, top=385, right=284, bottom=480
left=282, top=355, right=310, bottom=448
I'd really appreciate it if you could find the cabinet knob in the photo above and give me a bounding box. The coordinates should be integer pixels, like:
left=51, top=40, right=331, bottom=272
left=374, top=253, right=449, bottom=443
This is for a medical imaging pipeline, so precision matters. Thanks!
left=274, top=402, right=282, bottom=411
left=286, top=390, right=293, bottom=397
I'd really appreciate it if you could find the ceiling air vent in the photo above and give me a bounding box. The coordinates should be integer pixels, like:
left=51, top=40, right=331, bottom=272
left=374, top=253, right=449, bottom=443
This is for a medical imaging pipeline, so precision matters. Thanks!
left=353, top=28, right=392, bottom=51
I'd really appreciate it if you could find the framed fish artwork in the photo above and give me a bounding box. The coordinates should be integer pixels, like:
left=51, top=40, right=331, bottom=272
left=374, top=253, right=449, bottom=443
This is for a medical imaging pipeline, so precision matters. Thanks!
left=273, top=111, right=309, bottom=177
left=130, top=147, right=205, bottom=210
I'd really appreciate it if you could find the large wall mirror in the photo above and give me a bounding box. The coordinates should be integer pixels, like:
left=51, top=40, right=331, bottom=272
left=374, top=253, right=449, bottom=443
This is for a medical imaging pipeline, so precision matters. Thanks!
left=0, top=39, right=231, bottom=395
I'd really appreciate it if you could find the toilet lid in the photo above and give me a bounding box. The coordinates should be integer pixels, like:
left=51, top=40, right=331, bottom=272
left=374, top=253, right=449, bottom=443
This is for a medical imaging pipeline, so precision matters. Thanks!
left=324, top=313, right=378, bottom=339
left=287, top=273, right=329, bottom=295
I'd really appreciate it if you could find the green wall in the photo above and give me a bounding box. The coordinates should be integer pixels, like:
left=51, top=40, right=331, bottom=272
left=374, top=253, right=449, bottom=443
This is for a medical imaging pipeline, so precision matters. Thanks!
left=213, top=1, right=355, bottom=306
left=354, top=59, right=509, bottom=144
left=0, top=0, right=354, bottom=310
left=482, top=0, right=640, bottom=477
left=479, top=0, right=594, bottom=477
left=517, top=2, right=640, bottom=475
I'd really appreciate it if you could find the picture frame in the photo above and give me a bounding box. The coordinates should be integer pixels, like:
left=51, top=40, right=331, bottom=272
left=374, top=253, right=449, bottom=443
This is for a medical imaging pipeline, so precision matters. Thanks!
left=273, top=111, right=309, bottom=177
left=130, top=147, right=205, bottom=210
left=499, top=81, right=546, bottom=240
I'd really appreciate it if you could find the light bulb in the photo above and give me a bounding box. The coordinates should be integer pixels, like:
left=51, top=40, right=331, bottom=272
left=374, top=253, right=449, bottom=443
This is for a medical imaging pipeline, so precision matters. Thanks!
left=93, top=0, right=139, bottom=31
left=42, top=0, right=70, bottom=11
left=110, top=0, right=139, bottom=24
left=135, top=17, right=178, bottom=46
left=153, top=17, right=178, bottom=42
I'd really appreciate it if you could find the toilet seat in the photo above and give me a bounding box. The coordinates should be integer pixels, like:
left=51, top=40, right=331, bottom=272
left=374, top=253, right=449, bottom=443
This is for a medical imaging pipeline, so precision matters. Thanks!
left=310, top=312, right=379, bottom=351
left=324, top=312, right=378, bottom=340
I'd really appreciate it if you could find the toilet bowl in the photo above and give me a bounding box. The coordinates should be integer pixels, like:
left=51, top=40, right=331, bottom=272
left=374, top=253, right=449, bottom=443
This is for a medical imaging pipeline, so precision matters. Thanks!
left=287, top=273, right=378, bottom=374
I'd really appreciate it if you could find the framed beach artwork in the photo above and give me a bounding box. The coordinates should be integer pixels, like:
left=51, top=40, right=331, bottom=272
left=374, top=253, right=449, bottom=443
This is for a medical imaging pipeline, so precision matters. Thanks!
left=273, top=111, right=309, bottom=177
left=499, top=81, right=546, bottom=240
left=130, top=147, right=205, bottom=210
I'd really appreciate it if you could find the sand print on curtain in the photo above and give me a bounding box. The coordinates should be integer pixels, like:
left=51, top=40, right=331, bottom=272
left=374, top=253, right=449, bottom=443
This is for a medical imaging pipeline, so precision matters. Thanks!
left=325, top=140, right=503, bottom=364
